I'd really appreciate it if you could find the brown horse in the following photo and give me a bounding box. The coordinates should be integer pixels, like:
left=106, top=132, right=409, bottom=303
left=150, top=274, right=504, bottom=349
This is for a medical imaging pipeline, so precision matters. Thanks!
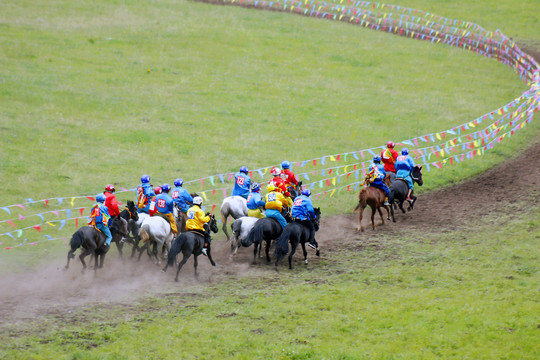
left=354, top=174, right=391, bottom=232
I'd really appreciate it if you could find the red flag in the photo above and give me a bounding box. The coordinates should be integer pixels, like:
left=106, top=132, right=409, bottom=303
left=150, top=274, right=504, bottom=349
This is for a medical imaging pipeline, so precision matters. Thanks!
left=336, top=155, right=341, bottom=161
left=75, top=218, right=79, bottom=228
left=313, top=159, right=317, bottom=166
left=326, top=179, right=331, bottom=187
left=211, top=204, right=216, bottom=213
left=44, top=199, right=49, bottom=207
left=6, top=220, right=15, bottom=228
left=33, top=225, right=42, bottom=232
left=87, top=196, right=95, bottom=201
left=79, top=208, right=85, bottom=216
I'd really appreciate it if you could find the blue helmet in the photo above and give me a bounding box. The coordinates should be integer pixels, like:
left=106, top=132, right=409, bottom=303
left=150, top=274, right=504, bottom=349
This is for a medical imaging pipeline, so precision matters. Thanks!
left=239, top=166, right=248, bottom=174
left=373, top=156, right=381, bottom=163
left=174, top=178, right=183, bottom=187
left=281, top=160, right=290, bottom=169
left=301, top=189, right=311, bottom=197
left=96, top=194, right=106, bottom=203
left=402, top=148, right=409, bottom=155
left=141, top=174, right=151, bottom=183
left=251, top=182, right=261, bottom=192
left=161, top=183, right=171, bottom=193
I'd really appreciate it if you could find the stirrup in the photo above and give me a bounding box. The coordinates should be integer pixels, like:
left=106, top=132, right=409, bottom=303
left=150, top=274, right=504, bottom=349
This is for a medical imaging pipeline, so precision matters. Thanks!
left=201, top=248, right=208, bottom=256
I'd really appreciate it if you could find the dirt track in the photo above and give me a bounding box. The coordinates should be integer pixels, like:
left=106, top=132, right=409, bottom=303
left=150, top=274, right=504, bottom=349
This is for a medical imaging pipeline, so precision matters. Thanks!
left=1, top=139, right=538, bottom=330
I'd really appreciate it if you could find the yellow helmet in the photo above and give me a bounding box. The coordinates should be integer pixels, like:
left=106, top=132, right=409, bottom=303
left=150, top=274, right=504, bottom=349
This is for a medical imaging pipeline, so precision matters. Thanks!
left=267, top=184, right=276, bottom=192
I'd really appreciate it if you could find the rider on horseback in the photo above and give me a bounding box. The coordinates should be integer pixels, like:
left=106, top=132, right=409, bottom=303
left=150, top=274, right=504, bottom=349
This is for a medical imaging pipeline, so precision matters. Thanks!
left=137, top=174, right=155, bottom=214
left=395, top=148, right=415, bottom=201
left=152, top=183, right=178, bottom=236
left=171, top=178, right=193, bottom=214
left=381, top=141, right=399, bottom=179
left=104, top=184, right=120, bottom=219
left=368, top=156, right=391, bottom=206
left=291, top=189, right=318, bottom=250
left=232, top=166, right=251, bottom=199
left=281, top=160, right=299, bottom=195
left=269, top=167, right=291, bottom=198
left=247, top=182, right=266, bottom=219
left=88, top=194, right=112, bottom=247
left=186, top=196, right=212, bottom=256
left=264, top=184, right=292, bottom=229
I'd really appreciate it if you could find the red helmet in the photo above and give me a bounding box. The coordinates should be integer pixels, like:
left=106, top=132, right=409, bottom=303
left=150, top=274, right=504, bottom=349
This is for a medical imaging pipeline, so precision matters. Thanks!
left=154, top=186, right=162, bottom=195
left=105, top=184, right=115, bottom=192
left=270, top=167, right=281, bottom=176
left=387, top=141, right=395, bottom=149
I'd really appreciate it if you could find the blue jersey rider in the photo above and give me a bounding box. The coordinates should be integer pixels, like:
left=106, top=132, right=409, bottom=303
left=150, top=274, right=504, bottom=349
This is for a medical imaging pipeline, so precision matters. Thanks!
left=232, top=166, right=251, bottom=199
left=137, top=174, right=155, bottom=213
left=291, top=189, right=318, bottom=250
left=153, top=183, right=178, bottom=236
left=395, top=148, right=415, bottom=201
left=368, top=156, right=391, bottom=206
left=88, top=194, right=112, bottom=247
left=264, top=184, right=292, bottom=229
left=246, top=182, right=266, bottom=219
left=171, top=178, right=193, bottom=213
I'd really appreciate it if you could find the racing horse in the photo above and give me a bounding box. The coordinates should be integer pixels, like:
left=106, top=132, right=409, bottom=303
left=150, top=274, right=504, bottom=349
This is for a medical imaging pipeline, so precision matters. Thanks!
left=64, top=216, right=126, bottom=274
left=220, top=196, right=248, bottom=241
left=230, top=216, right=258, bottom=255
left=354, top=174, right=392, bottom=232
left=241, top=216, right=288, bottom=264
left=137, top=206, right=181, bottom=265
left=161, top=214, right=219, bottom=282
left=110, top=200, right=139, bottom=258
left=274, top=208, right=321, bottom=269
left=389, top=165, right=423, bottom=222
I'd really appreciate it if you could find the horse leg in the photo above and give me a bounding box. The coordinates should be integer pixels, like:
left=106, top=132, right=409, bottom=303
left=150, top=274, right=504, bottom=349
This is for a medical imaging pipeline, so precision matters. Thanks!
left=137, top=242, right=147, bottom=261
left=65, top=249, right=76, bottom=271
left=207, top=245, right=216, bottom=266
left=398, top=199, right=407, bottom=214
left=288, top=241, right=299, bottom=270
left=265, top=239, right=271, bottom=263
left=358, top=207, right=364, bottom=232
left=370, top=205, right=376, bottom=230
left=174, top=252, right=192, bottom=282
left=409, top=195, right=417, bottom=211
left=221, top=215, right=230, bottom=241
left=194, top=255, right=198, bottom=278
left=252, top=243, right=259, bottom=264
left=301, top=241, right=308, bottom=265
left=116, top=241, right=124, bottom=260
left=377, top=206, right=385, bottom=226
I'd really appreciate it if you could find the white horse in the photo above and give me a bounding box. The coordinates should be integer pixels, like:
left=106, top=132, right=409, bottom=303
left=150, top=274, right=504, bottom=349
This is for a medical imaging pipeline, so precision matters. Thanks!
left=137, top=208, right=179, bottom=265
left=230, top=216, right=259, bottom=255
left=220, top=196, right=248, bottom=240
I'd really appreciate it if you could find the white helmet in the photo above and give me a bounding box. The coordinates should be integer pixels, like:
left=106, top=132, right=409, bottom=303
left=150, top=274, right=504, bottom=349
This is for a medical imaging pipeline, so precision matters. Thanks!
left=193, top=196, right=203, bottom=205
left=271, top=167, right=281, bottom=176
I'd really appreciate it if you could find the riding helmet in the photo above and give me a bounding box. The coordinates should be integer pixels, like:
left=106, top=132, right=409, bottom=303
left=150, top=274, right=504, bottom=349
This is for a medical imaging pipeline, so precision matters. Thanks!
left=387, top=141, right=395, bottom=149
left=251, top=182, right=261, bottom=192
left=161, top=183, right=171, bottom=193
left=105, top=184, right=115, bottom=192
left=301, top=189, right=311, bottom=197
left=239, top=166, right=248, bottom=174
left=270, top=167, right=281, bottom=176
left=193, top=196, right=203, bottom=205
left=141, top=174, right=151, bottom=183
left=373, top=156, right=381, bottom=163
left=174, top=178, right=183, bottom=187
left=154, top=186, right=162, bottom=195
left=281, top=160, right=290, bottom=169
left=402, top=148, right=409, bottom=155
left=96, top=194, right=106, bottom=203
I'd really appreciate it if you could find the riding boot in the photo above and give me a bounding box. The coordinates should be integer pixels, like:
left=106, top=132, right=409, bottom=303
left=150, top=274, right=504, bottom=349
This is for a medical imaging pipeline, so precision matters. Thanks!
left=406, top=189, right=413, bottom=201
left=384, top=197, right=390, bottom=206
left=201, top=232, right=211, bottom=256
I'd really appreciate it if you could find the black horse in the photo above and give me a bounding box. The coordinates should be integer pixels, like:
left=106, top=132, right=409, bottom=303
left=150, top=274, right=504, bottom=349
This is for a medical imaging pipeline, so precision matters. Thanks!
left=111, top=200, right=139, bottom=258
left=274, top=208, right=321, bottom=269
left=241, top=216, right=286, bottom=264
left=161, top=214, right=219, bottom=282
left=64, top=216, right=126, bottom=274
left=389, top=165, right=424, bottom=222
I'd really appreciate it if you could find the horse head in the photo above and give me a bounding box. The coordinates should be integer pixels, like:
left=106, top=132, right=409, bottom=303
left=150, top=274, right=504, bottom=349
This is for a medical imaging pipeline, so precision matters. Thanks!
left=126, top=200, right=139, bottom=221
left=412, top=165, right=423, bottom=186
left=208, top=214, right=219, bottom=234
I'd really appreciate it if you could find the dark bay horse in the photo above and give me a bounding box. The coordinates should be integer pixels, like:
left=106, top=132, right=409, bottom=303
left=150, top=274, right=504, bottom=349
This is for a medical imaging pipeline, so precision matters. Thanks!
left=354, top=174, right=392, bottom=232
left=111, top=200, right=139, bottom=258
left=274, top=208, right=321, bottom=269
left=64, top=217, right=125, bottom=274
left=161, top=214, right=219, bottom=282
left=241, top=217, right=285, bottom=264
left=389, top=165, right=423, bottom=222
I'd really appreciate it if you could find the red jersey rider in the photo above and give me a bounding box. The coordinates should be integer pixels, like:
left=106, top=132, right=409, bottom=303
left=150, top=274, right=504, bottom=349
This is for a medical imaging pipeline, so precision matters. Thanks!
left=381, top=141, right=399, bottom=176
left=268, top=167, right=290, bottom=197
left=280, top=160, right=300, bottom=192
left=103, top=184, right=120, bottom=218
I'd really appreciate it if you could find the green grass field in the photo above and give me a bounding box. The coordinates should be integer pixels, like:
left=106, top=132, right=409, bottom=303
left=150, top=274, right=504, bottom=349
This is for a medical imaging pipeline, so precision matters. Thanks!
left=1, top=0, right=539, bottom=358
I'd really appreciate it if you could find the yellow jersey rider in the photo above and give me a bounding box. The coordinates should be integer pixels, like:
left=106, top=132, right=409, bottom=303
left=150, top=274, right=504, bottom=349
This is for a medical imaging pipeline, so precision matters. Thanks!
left=186, top=196, right=212, bottom=256
left=264, top=184, right=292, bottom=229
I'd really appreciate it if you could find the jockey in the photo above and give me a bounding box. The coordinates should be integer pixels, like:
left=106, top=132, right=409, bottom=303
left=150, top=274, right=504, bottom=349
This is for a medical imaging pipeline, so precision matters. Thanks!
left=152, top=183, right=178, bottom=236
left=232, top=166, right=251, bottom=199
left=186, top=196, right=211, bottom=256
left=137, top=174, right=155, bottom=213
left=291, top=189, right=318, bottom=250
left=368, top=156, right=390, bottom=206
left=264, top=184, right=292, bottom=229
left=147, top=186, right=162, bottom=216
left=88, top=194, right=112, bottom=247
left=171, top=178, right=193, bottom=213
left=103, top=184, right=120, bottom=222
left=280, top=160, right=299, bottom=191
left=247, top=182, right=266, bottom=219
left=395, top=148, right=415, bottom=201
left=268, top=167, right=290, bottom=197
left=381, top=141, right=399, bottom=177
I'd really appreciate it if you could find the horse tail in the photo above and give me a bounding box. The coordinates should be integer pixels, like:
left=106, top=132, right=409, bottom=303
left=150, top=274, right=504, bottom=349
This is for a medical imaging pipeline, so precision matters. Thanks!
left=140, top=225, right=150, bottom=244
left=273, top=225, right=291, bottom=261
left=220, top=201, right=230, bottom=224
left=167, top=234, right=185, bottom=267
left=69, top=229, right=84, bottom=254
left=354, top=189, right=368, bottom=211
left=242, top=222, right=263, bottom=247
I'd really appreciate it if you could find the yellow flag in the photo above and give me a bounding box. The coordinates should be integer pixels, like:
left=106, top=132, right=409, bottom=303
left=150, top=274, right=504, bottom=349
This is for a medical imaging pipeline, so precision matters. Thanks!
left=330, top=189, right=336, bottom=197
left=47, top=222, right=56, bottom=227
left=201, top=192, right=208, bottom=200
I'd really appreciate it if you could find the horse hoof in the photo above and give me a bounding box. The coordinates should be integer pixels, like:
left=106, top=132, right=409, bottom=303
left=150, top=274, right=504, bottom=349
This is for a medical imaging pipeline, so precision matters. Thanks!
left=316, top=250, right=320, bottom=257
left=304, top=260, right=308, bottom=265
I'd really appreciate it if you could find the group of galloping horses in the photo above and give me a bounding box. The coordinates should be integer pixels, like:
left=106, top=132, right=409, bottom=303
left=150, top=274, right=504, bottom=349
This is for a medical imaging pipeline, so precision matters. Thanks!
left=64, top=167, right=422, bottom=281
